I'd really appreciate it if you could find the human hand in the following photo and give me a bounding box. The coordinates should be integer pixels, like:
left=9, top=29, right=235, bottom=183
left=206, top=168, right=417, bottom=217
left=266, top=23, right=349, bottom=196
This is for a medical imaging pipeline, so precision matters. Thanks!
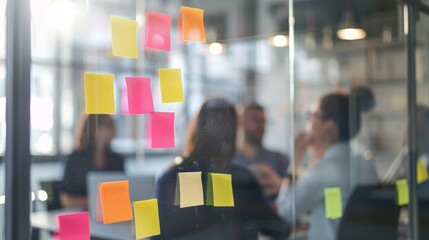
left=251, top=163, right=284, bottom=197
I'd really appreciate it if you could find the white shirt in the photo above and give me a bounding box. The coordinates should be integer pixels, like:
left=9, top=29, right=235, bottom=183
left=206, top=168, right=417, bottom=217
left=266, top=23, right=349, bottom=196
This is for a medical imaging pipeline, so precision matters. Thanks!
left=276, top=142, right=378, bottom=240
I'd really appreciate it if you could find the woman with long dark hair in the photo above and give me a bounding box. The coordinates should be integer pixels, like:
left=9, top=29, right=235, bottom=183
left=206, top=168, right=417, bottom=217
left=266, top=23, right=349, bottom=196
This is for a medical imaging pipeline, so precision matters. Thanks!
left=60, top=114, right=124, bottom=209
left=155, top=98, right=289, bottom=240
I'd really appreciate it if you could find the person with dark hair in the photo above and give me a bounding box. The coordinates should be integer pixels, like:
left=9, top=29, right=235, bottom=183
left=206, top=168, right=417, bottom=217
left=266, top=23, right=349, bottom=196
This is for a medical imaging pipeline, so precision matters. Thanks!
left=253, top=86, right=378, bottom=240
left=233, top=103, right=290, bottom=198
left=60, top=114, right=124, bottom=209
left=155, top=99, right=290, bottom=240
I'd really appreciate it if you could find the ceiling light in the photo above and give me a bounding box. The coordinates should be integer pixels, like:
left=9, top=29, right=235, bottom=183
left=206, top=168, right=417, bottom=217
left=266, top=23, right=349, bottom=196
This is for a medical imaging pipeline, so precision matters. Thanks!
left=208, top=42, right=224, bottom=55
left=337, top=10, right=366, bottom=41
left=268, top=34, right=288, bottom=47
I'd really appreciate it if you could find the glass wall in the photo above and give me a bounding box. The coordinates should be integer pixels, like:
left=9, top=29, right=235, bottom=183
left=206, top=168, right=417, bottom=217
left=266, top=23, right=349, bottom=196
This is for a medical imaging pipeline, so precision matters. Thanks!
left=1, top=0, right=428, bottom=239
left=0, top=0, right=5, bottom=238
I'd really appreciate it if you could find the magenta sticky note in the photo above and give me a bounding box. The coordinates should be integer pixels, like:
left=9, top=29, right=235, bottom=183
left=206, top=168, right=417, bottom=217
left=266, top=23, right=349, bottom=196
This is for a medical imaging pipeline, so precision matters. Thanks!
left=58, top=212, right=90, bottom=240
left=125, top=77, right=154, bottom=114
left=121, top=86, right=129, bottom=115
left=145, top=11, right=172, bottom=51
left=147, top=112, right=175, bottom=148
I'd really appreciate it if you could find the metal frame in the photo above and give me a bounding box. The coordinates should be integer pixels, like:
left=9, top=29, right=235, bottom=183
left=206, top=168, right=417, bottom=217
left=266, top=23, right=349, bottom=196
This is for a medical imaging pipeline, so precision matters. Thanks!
left=4, top=0, right=32, bottom=239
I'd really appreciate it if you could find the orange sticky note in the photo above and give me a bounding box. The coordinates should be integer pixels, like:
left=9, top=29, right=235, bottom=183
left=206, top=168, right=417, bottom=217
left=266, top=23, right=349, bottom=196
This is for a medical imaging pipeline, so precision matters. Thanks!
left=84, top=73, right=116, bottom=114
left=111, top=16, right=138, bottom=58
left=100, top=181, right=133, bottom=224
left=159, top=68, right=183, bottom=103
left=178, top=6, right=206, bottom=42
left=133, top=199, right=161, bottom=239
left=58, top=212, right=90, bottom=240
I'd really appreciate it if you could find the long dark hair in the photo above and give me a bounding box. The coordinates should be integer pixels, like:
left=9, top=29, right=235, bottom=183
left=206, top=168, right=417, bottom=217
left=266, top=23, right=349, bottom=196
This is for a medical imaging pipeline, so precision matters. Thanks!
left=182, top=98, right=237, bottom=167
left=320, top=86, right=376, bottom=142
left=75, top=114, right=115, bottom=153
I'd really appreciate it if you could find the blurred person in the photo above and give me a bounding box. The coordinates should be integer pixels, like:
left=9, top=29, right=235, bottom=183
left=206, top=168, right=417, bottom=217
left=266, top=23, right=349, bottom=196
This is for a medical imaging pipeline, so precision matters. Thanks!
left=155, top=98, right=290, bottom=240
left=253, top=86, right=378, bottom=240
left=59, top=114, right=124, bottom=209
left=233, top=103, right=290, bottom=198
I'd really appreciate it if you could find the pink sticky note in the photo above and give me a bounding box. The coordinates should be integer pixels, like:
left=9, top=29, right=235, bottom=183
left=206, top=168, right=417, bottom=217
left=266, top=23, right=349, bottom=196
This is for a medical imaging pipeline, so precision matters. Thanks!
left=125, top=77, right=154, bottom=114
left=147, top=112, right=175, bottom=148
left=58, top=212, right=90, bottom=240
left=144, top=11, right=172, bottom=51
left=121, top=86, right=129, bottom=115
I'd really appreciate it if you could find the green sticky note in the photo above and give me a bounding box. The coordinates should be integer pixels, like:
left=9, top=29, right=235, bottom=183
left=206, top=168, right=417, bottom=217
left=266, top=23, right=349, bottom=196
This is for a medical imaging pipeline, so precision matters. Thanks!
left=417, top=157, right=428, bottom=184
left=211, top=173, right=234, bottom=207
left=110, top=16, right=138, bottom=58
left=205, top=173, right=213, bottom=206
left=396, top=179, right=409, bottom=206
left=84, top=73, right=116, bottom=114
left=324, top=187, right=342, bottom=219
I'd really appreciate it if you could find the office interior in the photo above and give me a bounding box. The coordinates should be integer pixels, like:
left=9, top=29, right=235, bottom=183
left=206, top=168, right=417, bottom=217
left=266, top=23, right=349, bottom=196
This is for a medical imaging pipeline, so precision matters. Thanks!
left=1, top=0, right=429, bottom=239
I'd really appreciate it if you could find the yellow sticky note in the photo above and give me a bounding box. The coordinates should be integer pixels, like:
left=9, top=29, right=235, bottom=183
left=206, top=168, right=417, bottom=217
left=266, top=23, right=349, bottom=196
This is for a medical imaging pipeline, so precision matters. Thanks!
left=208, top=173, right=234, bottom=207
left=417, top=157, right=428, bottom=184
left=324, top=187, right=342, bottom=219
left=84, top=73, right=116, bottom=114
left=111, top=16, right=138, bottom=58
left=176, top=172, right=204, bottom=208
left=133, top=199, right=161, bottom=239
left=396, top=179, right=409, bottom=206
left=159, top=69, right=183, bottom=103
left=205, top=173, right=213, bottom=206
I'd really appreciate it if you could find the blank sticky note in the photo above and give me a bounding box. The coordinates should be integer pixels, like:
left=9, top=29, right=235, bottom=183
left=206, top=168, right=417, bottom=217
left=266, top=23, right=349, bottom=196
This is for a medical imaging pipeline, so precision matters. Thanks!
left=58, top=212, right=90, bottom=240
left=147, top=112, right=175, bottom=148
left=396, top=179, right=409, bottom=206
left=145, top=12, right=172, bottom=51
left=111, top=16, right=138, bottom=58
left=176, top=172, right=204, bottom=208
left=417, top=157, right=428, bottom=184
left=178, top=6, right=206, bottom=42
left=207, top=173, right=234, bottom=207
left=84, top=73, right=116, bottom=114
left=133, top=199, right=161, bottom=239
left=324, top=187, right=342, bottom=219
left=125, top=77, right=154, bottom=114
left=159, top=68, right=183, bottom=103
left=100, top=181, right=133, bottom=224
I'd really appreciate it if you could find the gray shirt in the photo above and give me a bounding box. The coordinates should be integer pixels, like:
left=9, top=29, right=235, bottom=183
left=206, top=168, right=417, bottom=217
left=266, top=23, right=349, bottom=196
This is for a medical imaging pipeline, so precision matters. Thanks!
left=232, top=147, right=290, bottom=177
left=276, top=142, right=378, bottom=240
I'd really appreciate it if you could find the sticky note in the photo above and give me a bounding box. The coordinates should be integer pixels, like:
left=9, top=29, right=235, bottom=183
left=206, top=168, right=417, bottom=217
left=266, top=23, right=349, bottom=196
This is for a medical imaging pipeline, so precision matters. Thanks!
left=133, top=199, right=161, bottom=239
left=396, top=179, right=409, bottom=206
left=146, top=112, right=175, bottom=148
left=111, top=16, right=138, bottom=58
left=206, top=173, right=234, bottom=207
left=159, top=68, right=183, bottom=103
left=125, top=77, right=154, bottom=114
left=178, top=6, right=206, bottom=42
left=84, top=73, right=116, bottom=114
left=324, top=187, right=342, bottom=219
left=417, top=157, right=428, bottom=184
left=100, top=181, right=133, bottom=224
left=145, top=12, right=172, bottom=51
left=175, top=172, right=204, bottom=208
left=58, top=212, right=90, bottom=240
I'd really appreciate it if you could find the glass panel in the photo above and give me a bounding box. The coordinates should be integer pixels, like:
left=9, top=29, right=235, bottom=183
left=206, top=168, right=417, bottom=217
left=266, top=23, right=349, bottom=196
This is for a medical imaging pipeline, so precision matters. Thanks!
left=0, top=0, right=5, bottom=238
left=416, top=1, right=429, bottom=239
left=290, top=0, right=407, bottom=239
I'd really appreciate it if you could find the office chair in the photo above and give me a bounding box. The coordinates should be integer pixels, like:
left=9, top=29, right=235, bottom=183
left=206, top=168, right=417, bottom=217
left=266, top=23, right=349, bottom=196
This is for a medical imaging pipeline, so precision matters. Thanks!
left=336, top=184, right=400, bottom=240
